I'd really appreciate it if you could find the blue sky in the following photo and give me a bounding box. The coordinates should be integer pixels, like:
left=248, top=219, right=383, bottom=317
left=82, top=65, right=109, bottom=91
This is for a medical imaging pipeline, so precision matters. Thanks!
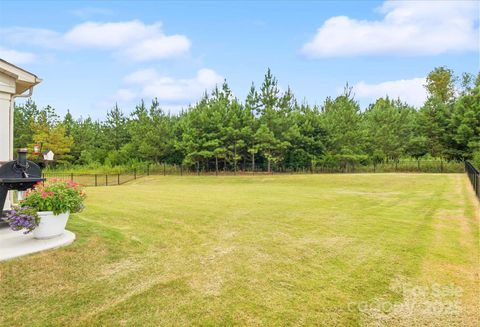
left=0, top=0, right=478, bottom=119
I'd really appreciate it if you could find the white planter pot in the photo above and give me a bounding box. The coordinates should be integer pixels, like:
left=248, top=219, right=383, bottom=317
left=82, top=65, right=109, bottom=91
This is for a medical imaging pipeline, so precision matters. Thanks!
left=33, top=211, right=70, bottom=239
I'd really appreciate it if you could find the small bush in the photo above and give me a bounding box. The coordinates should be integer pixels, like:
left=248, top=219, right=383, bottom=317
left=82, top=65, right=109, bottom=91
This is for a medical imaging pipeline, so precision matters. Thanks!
left=472, top=151, right=480, bottom=170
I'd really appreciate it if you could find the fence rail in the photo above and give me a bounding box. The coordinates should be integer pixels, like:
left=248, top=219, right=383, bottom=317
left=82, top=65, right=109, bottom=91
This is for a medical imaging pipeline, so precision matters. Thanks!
left=465, top=161, right=480, bottom=199
left=41, top=160, right=467, bottom=187
left=42, top=172, right=141, bottom=187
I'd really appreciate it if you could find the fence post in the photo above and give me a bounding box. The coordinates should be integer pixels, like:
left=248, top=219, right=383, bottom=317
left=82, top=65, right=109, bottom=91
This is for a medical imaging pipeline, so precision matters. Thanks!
left=70, top=173, right=74, bottom=181
left=147, top=164, right=150, bottom=176
left=180, top=165, right=183, bottom=176
left=465, top=161, right=480, bottom=199
left=95, top=174, right=98, bottom=187
left=118, top=173, right=120, bottom=185
left=474, top=173, right=477, bottom=194
left=476, top=174, right=479, bottom=197
left=134, top=169, right=137, bottom=180
left=163, top=162, right=166, bottom=176
left=475, top=171, right=478, bottom=195
left=105, top=174, right=108, bottom=186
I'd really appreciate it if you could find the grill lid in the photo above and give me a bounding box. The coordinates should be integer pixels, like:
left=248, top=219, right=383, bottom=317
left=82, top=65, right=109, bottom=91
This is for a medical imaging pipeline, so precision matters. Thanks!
left=0, top=149, right=44, bottom=222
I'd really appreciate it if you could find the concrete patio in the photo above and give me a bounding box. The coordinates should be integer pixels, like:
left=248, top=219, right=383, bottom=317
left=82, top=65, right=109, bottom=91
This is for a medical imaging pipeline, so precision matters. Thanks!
left=0, top=227, right=75, bottom=261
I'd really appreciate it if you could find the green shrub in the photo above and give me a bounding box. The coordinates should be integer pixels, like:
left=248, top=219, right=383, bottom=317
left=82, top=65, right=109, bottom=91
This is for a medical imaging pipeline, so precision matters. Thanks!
left=472, top=151, right=480, bottom=170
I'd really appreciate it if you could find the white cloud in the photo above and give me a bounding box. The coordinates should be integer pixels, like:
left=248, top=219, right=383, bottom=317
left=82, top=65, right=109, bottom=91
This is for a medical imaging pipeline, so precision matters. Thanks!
left=64, top=21, right=159, bottom=48
left=122, top=68, right=158, bottom=84
left=124, top=68, right=223, bottom=102
left=113, top=88, right=137, bottom=102
left=123, top=35, right=191, bottom=61
left=0, top=20, right=190, bottom=61
left=0, top=27, right=63, bottom=49
left=302, top=0, right=479, bottom=57
left=351, top=77, right=427, bottom=107
left=101, top=68, right=222, bottom=114
left=0, top=47, right=36, bottom=64
left=70, top=7, right=113, bottom=19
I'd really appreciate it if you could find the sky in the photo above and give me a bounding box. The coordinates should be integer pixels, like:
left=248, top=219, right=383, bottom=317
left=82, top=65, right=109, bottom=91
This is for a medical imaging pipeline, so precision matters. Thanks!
left=0, top=0, right=479, bottom=119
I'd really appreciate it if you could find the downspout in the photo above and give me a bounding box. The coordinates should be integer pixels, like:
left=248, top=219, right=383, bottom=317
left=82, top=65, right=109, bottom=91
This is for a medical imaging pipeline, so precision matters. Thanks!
left=10, top=87, right=34, bottom=160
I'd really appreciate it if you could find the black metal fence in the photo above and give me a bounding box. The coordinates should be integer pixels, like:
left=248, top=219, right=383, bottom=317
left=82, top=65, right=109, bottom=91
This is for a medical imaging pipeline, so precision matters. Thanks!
left=148, top=160, right=463, bottom=174
left=41, top=160, right=466, bottom=187
left=42, top=171, right=143, bottom=187
left=465, top=161, right=479, bottom=199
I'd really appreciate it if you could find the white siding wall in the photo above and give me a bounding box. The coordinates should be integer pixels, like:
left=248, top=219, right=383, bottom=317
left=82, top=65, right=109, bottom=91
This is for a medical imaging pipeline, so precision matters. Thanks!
left=0, top=92, right=12, bottom=162
left=0, top=63, right=40, bottom=211
left=0, top=92, right=13, bottom=210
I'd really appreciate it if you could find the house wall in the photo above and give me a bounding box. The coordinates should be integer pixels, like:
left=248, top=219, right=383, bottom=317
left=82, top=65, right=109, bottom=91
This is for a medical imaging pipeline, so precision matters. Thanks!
left=0, top=72, right=16, bottom=163
left=0, top=92, right=12, bottom=163
left=0, top=73, right=16, bottom=210
left=0, top=63, right=40, bottom=211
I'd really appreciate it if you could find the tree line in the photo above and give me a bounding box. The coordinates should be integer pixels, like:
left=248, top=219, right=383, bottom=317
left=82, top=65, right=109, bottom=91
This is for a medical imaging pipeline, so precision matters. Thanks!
left=14, top=67, right=480, bottom=172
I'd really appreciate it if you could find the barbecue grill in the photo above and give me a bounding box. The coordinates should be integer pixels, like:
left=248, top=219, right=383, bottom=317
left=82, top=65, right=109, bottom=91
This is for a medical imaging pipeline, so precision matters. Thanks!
left=0, top=148, right=44, bottom=226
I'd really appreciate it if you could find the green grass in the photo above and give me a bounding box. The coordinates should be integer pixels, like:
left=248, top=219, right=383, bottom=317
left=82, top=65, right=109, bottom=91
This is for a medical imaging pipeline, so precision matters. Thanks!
left=1, top=174, right=478, bottom=326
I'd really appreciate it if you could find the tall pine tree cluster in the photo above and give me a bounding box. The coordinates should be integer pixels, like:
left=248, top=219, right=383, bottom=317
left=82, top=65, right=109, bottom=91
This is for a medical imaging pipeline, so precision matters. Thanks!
left=14, top=67, right=480, bottom=171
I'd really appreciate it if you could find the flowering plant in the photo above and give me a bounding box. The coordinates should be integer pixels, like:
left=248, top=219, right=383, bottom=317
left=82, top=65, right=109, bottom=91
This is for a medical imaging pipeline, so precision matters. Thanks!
left=3, top=179, right=86, bottom=234
left=21, top=179, right=86, bottom=215
left=4, top=207, right=39, bottom=234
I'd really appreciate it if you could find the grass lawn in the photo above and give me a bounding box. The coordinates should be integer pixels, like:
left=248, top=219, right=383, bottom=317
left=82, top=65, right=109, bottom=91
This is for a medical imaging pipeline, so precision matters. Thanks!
left=1, top=174, right=478, bottom=326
